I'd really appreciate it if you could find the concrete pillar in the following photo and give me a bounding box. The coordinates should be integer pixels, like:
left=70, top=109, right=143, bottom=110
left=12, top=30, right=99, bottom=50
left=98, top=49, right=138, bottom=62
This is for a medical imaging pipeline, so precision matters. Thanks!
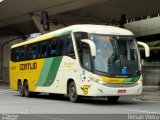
left=31, top=15, right=65, bottom=34
left=0, top=35, right=23, bottom=81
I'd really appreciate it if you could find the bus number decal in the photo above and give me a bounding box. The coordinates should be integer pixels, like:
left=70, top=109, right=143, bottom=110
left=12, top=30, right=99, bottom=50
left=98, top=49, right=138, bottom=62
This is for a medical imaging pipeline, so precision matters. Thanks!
left=81, top=85, right=90, bottom=95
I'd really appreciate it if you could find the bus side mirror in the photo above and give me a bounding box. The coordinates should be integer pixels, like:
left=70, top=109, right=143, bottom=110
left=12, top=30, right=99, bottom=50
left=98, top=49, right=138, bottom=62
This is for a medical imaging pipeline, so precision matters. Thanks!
left=137, top=41, right=150, bottom=57
left=81, top=39, right=96, bottom=57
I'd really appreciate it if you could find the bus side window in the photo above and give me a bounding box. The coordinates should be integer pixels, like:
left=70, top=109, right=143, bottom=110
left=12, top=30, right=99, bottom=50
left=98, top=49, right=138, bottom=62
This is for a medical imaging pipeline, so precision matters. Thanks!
left=56, top=38, right=63, bottom=56
left=26, top=46, right=32, bottom=60
left=20, top=47, right=24, bottom=61
left=82, top=43, right=92, bottom=71
left=62, top=34, right=75, bottom=59
left=74, top=32, right=88, bottom=53
left=23, top=46, right=27, bottom=60
left=31, top=44, right=39, bottom=59
left=11, top=48, right=16, bottom=62
left=48, top=38, right=57, bottom=57
left=40, top=41, right=49, bottom=58
left=32, top=46, right=36, bottom=59
left=15, top=48, right=20, bottom=61
left=36, top=43, right=40, bottom=59
left=12, top=47, right=25, bottom=61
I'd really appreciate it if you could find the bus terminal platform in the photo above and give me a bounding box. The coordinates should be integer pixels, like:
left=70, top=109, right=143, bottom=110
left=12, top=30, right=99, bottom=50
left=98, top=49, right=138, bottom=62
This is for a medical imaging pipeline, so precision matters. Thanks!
left=135, top=86, right=160, bottom=102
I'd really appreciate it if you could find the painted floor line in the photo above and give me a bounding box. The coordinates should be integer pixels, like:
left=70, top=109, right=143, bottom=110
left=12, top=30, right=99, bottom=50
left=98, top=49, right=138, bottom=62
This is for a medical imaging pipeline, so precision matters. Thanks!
left=0, top=90, right=17, bottom=94
left=0, top=89, right=9, bottom=90
left=133, top=98, right=160, bottom=103
left=116, top=108, right=160, bottom=114
left=35, top=114, right=65, bottom=120
left=0, top=89, right=11, bottom=92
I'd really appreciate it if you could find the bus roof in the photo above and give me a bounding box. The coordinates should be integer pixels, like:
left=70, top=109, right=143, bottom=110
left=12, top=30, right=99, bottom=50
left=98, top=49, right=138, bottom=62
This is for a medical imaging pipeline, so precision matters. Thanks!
left=11, top=24, right=134, bottom=48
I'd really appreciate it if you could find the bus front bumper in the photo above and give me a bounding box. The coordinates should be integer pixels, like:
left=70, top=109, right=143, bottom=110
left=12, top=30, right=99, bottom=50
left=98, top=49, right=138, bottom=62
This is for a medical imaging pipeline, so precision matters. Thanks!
left=87, top=82, right=142, bottom=97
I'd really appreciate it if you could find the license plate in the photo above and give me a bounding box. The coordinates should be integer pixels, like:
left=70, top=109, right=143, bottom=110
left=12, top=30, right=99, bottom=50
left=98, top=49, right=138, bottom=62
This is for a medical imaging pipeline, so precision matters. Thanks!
left=118, top=89, right=126, bottom=93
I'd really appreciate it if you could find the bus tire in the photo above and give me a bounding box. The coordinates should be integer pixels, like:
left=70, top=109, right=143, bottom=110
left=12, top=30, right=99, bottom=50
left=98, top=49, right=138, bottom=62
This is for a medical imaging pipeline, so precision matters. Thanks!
left=68, top=82, right=80, bottom=103
left=107, top=96, right=119, bottom=103
left=23, top=81, right=31, bottom=97
left=18, top=81, right=24, bottom=97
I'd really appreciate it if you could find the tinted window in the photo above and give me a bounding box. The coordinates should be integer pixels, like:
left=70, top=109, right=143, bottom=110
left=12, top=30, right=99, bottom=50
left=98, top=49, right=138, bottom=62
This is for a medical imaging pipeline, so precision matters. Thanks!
left=74, top=32, right=88, bottom=52
left=61, top=34, right=75, bottom=58
left=26, top=46, right=32, bottom=60
left=82, top=43, right=92, bottom=71
left=31, top=44, right=39, bottom=59
left=74, top=32, right=88, bottom=63
left=48, top=38, right=58, bottom=57
left=11, top=49, right=16, bottom=62
left=40, top=41, right=49, bottom=58
left=15, top=48, right=20, bottom=61
left=11, top=34, right=75, bottom=62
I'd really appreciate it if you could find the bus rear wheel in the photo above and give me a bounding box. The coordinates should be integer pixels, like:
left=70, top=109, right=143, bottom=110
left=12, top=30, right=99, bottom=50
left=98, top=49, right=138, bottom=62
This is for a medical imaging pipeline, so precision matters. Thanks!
left=18, top=81, right=24, bottom=97
left=107, top=96, right=119, bottom=103
left=68, top=82, right=80, bottom=103
left=24, top=81, right=31, bottom=97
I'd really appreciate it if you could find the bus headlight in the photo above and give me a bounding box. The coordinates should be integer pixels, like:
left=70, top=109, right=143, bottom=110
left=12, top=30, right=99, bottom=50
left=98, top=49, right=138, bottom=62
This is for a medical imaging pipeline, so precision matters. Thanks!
left=98, top=80, right=107, bottom=85
left=89, top=76, right=108, bottom=85
left=137, top=78, right=143, bottom=84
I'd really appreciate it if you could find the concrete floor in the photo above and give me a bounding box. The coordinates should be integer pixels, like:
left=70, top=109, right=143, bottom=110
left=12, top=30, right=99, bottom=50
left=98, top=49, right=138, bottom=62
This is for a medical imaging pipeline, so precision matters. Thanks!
left=0, top=84, right=160, bottom=120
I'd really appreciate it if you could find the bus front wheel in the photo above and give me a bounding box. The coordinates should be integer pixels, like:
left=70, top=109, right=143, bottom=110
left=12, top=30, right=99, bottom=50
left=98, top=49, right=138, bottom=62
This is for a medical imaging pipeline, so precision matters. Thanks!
left=68, top=82, right=80, bottom=103
left=107, top=96, right=119, bottom=103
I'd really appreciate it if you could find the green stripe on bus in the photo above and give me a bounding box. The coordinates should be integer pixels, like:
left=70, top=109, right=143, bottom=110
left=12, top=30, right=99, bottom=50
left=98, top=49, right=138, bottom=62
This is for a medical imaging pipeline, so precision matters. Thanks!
left=124, top=75, right=140, bottom=83
left=36, top=58, right=53, bottom=86
left=43, top=57, right=63, bottom=86
left=36, top=57, right=63, bottom=86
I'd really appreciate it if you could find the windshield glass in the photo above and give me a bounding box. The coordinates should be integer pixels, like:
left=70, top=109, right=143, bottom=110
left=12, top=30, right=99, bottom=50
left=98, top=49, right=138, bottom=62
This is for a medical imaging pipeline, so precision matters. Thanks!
left=90, top=34, right=141, bottom=77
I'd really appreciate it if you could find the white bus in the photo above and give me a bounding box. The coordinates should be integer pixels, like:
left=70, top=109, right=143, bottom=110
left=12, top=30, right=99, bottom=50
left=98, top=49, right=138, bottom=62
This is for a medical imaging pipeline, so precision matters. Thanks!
left=10, top=24, right=149, bottom=103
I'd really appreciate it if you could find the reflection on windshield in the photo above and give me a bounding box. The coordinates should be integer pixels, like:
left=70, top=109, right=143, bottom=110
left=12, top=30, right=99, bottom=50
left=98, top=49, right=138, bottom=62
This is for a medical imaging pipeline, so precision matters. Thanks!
left=91, top=35, right=141, bottom=76
left=92, top=35, right=116, bottom=73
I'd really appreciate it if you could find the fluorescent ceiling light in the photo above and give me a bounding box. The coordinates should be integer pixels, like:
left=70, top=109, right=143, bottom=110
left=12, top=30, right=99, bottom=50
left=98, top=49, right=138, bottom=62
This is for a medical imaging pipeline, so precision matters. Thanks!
left=0, top=0, right=4, bottom=2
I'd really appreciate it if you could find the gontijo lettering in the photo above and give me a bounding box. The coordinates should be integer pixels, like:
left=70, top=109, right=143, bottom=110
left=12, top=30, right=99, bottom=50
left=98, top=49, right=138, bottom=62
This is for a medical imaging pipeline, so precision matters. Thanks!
left=20, top=62, right=37, bottom=70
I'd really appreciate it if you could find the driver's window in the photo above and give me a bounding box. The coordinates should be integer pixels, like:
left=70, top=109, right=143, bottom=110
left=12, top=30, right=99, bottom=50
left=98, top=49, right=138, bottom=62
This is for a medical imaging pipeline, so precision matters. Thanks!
left=82, top=43, right=92, bottom=71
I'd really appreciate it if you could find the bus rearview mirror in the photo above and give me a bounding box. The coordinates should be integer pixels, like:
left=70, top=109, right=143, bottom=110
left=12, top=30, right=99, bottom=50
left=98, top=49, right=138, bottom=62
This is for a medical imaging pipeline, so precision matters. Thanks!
left=137, top=41, right=150, bottom=57
left=81, top=39, right=96, bottom=56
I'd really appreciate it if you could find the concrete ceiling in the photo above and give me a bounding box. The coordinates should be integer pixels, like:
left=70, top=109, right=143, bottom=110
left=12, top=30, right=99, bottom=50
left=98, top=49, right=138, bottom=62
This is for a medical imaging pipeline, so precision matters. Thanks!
left=64, top=0, right=160, bottom=23
left=0, top=0, right=107, bottom=27
left=0, top=0, right=160, bottom=34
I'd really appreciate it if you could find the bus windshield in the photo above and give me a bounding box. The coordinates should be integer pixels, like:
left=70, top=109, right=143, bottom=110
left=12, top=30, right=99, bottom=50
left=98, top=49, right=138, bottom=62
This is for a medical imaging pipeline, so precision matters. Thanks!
left=90, top=34, right=141, bottom=77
